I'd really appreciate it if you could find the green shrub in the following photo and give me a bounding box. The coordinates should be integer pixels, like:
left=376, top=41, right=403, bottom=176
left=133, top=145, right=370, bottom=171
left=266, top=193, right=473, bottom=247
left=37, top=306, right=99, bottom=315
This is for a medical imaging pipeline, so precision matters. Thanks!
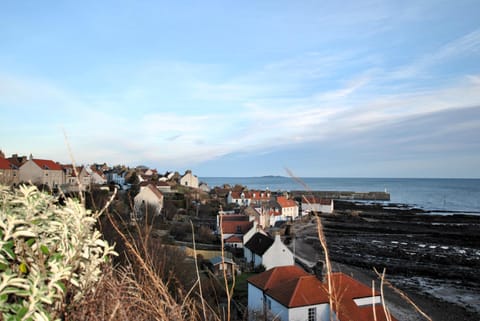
left=0, top=185, right=117, bottom=321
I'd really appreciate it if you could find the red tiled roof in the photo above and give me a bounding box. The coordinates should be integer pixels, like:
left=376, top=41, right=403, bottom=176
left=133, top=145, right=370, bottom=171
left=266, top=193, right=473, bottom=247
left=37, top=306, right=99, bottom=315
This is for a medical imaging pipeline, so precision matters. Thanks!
left=248, top=267, right=398, bottom=321
left=303, top=196, right=332, bottom=205
left=329, top=272, right=398, bottom=321
left=276, top=196, right=297, bottom=208
left=270, top=275, right=329, bottom=308
left=248, top=265, right=309, bottom=291
left=32, top=159, right=63, bottom=171
left=221, top=220, right=253, bottom=234
left=250, top=190, right=271, bottom=201
left=0, top=157, right=13, bottom=170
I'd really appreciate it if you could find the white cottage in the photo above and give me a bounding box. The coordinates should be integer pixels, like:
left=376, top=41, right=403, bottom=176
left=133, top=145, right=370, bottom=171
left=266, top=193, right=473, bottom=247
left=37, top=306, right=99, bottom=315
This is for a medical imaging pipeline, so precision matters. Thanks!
left=244, top=233, right=294, bottom=270
left=247, top=266, right=396, bottom=321
left=180, top=170, right=199, bottom=188
left=133, top=184, right=164, bottom=220
left=302, top=196, right=334, bottom=214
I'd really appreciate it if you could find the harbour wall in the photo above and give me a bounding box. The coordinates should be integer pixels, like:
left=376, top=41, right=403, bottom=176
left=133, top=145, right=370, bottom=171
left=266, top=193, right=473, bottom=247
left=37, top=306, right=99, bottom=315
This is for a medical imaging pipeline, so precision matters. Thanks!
left=289, top=190, right=390, bottom=201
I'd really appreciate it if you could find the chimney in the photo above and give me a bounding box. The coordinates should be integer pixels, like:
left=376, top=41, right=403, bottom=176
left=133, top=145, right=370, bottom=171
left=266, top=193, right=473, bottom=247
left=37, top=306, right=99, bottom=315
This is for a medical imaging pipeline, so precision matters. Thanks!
left=314, top=261, right=324, bottom=280
left=274, top=232, right=281, bottom=243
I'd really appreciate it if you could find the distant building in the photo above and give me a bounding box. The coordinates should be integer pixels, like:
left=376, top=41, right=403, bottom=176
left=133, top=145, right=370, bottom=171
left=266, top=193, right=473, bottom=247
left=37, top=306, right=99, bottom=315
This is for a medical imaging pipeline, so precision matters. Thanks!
left=275, top=196, right=299, bottom=221
left=209, top=256, right=237, bottom=277
left=302, top=196, right=334, bottom=214
left=180, top=170, right=199, bottom=188
left=19, top=155, right=64, bottom=188
left=133, top=184, right=164, bottom=220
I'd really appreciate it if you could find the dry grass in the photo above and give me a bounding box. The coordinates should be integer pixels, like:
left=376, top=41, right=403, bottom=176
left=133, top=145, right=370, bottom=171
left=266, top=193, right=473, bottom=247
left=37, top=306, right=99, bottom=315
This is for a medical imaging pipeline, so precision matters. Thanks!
left=64, top=195, right=223, bottom=321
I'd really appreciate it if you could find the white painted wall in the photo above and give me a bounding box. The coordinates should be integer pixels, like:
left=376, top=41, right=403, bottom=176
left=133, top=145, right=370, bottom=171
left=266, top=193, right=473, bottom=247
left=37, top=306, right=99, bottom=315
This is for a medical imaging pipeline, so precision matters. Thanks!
left=180, top=172, right=199, bottom=188
left=247, top=284, right=263, bottom=315
left=134, top=186, right=163, bottom=218
left=288, top=303, right=331, bottom=321
left=262, top=234, right=294, bottom=270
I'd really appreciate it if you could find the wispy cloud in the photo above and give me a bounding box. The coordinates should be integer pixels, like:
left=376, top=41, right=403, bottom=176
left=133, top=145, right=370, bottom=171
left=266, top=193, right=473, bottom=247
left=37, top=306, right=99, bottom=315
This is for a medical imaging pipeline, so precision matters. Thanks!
left=390, top=29, right=480, bottom=79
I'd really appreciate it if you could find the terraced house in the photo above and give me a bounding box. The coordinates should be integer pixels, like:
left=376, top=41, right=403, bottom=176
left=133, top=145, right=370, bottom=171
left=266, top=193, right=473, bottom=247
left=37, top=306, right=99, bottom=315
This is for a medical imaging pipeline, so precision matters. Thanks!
left=19, top=155, right=64, bottom=188
left=0, top=152, right=19, bottom=185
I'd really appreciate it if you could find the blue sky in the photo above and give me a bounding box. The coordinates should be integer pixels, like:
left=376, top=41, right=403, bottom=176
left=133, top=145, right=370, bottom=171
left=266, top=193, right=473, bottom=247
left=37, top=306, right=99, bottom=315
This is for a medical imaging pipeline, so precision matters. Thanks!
left=1, top=1, right=480, bottom=178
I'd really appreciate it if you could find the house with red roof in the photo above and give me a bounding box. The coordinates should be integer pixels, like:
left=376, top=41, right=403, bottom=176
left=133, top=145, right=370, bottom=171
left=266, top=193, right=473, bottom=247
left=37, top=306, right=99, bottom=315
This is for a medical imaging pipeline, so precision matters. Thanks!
left=227, top=189, right=272, bottom=207
left=0, top=155, right=19, bottom=185
left=275, top=196, right=299, bottom=221
left=218, top=216, right=254, bottom=240
left=227, top=190, right=252, bottom=206
left=247, top=265, right=397, bottom=321
left=302, top=196, right=334, bottom=214
left=19, top=155, right=64, bottom=188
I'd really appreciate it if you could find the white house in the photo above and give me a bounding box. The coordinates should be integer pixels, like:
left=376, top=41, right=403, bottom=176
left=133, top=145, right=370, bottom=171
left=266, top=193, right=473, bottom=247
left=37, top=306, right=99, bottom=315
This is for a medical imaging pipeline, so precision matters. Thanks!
left=88, top=167, right=107, bottom=185
left=180, top=170, right=199, bottom=188
left=247, top=266, right=395, bottom=321
left=302, top=196, right=334, bottom=214
left=227, top=191, right=251, bottom=206
left=244, top=233, right=294, bottom=270
left=276, top=196, right=299, bottom=221
left=19, top=155, right=64, bottom=188
left=133, top=184, right=164, bottom=220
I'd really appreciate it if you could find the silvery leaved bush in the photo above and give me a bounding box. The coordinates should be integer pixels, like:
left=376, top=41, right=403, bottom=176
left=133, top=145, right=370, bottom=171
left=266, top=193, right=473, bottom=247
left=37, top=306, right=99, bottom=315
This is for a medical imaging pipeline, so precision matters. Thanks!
left=0, top=185, right=117, bottom=321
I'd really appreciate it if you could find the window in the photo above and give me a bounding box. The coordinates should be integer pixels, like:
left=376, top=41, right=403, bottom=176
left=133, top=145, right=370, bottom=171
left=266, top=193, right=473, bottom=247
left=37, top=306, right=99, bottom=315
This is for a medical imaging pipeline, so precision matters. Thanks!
left=308, top=307, right=316, bottom=321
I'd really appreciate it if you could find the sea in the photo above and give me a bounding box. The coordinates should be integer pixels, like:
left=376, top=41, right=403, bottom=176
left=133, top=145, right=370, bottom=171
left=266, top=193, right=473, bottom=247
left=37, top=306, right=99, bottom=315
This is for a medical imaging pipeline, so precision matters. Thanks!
left=200, top=177, right=480, bottom=215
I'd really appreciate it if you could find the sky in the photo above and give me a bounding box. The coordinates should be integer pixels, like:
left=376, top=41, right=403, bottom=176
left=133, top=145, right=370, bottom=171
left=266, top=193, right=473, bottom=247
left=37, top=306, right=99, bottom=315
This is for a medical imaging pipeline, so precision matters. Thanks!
left=1, top=1, right=480, bottom=178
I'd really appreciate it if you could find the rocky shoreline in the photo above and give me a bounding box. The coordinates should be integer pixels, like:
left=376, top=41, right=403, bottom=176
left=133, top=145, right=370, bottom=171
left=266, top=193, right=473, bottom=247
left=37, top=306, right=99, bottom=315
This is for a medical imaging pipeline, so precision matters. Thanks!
left=289, top=200, right=480, bottom=321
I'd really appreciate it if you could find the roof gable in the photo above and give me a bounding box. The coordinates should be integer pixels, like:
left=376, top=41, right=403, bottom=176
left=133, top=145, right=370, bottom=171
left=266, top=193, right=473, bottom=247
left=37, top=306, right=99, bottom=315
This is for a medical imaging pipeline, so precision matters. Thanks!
left=244, top=233, right=274, bottom=255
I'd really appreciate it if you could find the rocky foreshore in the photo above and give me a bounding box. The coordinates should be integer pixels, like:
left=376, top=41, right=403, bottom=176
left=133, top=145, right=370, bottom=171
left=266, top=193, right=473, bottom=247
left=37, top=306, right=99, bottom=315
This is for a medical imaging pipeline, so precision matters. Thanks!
left=289, top=200, right=480, bottom=321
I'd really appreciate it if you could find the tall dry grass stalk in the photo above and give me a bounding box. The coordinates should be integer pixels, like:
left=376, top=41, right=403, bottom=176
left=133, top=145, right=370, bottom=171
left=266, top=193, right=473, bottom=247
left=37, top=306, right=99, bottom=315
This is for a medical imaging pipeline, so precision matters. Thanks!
left=286, top=168, right=335, bottom=321
left=374, top=268, right=432, bottom=321
left=190, top=220, right=208, bottom=321
left=219, top=210, right=235, bottom=321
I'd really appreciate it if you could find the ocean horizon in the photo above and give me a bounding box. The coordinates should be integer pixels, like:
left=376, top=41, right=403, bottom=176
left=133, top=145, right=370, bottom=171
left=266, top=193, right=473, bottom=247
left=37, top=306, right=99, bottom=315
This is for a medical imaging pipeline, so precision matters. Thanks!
left=200, top=177, right=480, bottom=215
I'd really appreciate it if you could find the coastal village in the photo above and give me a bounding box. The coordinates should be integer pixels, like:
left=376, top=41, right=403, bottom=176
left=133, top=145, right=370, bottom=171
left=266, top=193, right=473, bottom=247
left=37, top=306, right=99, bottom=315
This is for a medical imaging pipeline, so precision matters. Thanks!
left=0, top=150, right=400, bottom=320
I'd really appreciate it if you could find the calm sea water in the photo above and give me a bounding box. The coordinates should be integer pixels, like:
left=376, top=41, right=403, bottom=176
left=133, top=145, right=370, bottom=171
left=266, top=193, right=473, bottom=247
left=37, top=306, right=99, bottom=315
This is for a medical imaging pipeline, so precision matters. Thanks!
left=200, top=177, right=480, bottom=214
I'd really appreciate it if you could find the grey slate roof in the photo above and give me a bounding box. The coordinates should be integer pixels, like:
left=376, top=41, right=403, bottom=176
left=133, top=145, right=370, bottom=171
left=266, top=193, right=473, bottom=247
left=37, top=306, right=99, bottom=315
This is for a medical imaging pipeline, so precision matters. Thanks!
left=244, top=233, right=274, bottom=256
